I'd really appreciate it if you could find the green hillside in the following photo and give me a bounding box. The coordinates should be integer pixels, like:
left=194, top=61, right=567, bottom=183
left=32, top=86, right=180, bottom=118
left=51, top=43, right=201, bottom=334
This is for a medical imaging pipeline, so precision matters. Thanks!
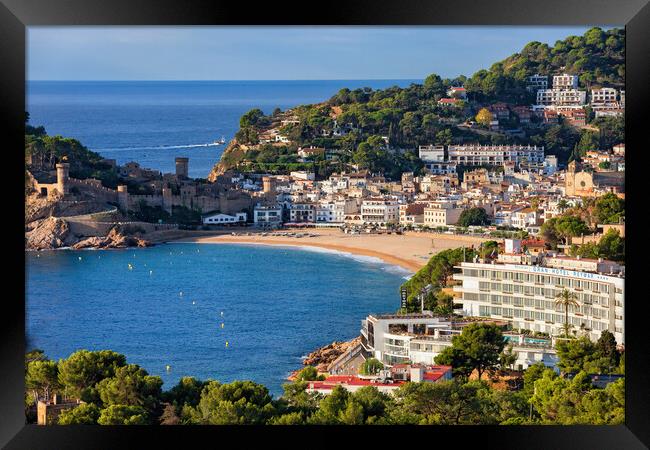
left=213, top=27, right=625, bottom=179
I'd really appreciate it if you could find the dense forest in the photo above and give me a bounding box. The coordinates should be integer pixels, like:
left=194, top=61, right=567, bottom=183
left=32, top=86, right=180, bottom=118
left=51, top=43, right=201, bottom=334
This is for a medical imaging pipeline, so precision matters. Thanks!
left=221, top=27, right=624, bottom=179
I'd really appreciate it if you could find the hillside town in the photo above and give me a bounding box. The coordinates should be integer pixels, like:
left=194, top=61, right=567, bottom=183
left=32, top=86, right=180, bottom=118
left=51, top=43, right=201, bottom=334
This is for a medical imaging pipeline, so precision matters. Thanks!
left=25, top=26, right=627, bottom=427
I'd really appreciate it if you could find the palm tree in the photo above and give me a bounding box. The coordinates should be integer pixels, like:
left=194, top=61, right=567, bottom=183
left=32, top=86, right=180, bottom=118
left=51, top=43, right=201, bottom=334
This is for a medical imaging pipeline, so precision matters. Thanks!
left=555, top=288, right=580, bottom=338
left=557, top=199, right=569, bottom=213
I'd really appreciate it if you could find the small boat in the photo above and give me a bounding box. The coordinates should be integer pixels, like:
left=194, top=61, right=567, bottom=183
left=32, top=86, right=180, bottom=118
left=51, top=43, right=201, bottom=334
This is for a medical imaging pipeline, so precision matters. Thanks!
left=213, top=136, right=227, bottom=145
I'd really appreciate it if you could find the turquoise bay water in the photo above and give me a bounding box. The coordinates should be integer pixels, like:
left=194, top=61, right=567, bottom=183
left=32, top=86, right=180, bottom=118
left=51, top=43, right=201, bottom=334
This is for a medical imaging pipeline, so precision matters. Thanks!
left=26, top=243, right=409, bottom=396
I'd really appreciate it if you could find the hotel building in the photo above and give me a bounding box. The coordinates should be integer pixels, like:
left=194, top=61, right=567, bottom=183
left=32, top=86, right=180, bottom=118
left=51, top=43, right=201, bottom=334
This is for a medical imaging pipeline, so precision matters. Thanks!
left=536, top=89, right=587, bottom=107
left=453, top=247, right=625, bottom=344
left=446, top=144, right=545, bottom=167
left=360, top=198, right=400, bottom=225
left=360, top=314, right=559, bottom=371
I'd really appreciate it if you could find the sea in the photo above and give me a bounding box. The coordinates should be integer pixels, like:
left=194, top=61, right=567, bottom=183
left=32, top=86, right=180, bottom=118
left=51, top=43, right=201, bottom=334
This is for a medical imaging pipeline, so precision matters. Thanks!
left=26, top=244, right=410, bottom=396
left=25, top=79, right=419, bottom=397
left=27, top=80, right=420, bottom=178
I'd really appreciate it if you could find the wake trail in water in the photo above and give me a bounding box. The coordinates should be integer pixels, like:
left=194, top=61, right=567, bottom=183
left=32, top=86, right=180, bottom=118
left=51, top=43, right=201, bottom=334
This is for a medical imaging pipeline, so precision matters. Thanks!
left=94, top=142, right=222, bottom=152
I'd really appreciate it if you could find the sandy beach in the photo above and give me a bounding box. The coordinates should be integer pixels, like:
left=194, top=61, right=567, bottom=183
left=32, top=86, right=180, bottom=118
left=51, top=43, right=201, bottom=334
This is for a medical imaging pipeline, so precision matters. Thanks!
left=175, top=229, right=490, bottom=273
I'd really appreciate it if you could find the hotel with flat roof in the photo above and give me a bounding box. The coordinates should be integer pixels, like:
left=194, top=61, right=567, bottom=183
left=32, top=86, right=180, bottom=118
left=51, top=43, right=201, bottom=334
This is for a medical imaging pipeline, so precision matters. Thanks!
left=453, top=245, right=625, bottom=344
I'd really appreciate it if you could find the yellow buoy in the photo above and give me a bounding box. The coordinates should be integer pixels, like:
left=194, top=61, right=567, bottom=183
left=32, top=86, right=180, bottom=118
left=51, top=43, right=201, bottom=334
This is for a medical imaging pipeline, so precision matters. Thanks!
left=221, top=323, right=224, bottom=329
left=225, top=341, right=229, bottom=348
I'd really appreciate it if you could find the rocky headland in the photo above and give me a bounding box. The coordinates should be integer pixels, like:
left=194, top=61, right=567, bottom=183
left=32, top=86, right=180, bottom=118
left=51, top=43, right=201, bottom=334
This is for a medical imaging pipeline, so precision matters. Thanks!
left=301, top=336, right=362, bottom=373
left=25, top=192, right=152, bottom=251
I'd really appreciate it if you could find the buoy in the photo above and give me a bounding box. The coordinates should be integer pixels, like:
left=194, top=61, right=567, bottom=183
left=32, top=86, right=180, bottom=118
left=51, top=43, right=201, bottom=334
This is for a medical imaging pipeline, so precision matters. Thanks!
left=225, top=341, right=229, bottom=348
left=221, top=323, right=224, bottom=329
left=149, top=270, right=153, bottom=276
left=166, top=365, right=171, bottom=372
left=78, top=256, right=82, bottom=261
left=192, top=301, right=196, bottom=305
left=179, top=291, right=183, bottom=297
left=220, top=311, right=224, bottom=317
left=128, top=263, right=133, bottom=270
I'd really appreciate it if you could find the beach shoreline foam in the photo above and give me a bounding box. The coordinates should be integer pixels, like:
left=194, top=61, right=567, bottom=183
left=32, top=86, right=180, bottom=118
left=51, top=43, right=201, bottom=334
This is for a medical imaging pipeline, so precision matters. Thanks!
left=173, top=229, right=489, bottom=273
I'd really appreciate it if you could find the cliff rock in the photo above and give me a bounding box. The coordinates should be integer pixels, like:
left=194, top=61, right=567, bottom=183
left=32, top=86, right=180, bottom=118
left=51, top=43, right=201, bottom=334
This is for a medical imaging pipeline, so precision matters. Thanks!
left=25, top=217, right=71, bottom=250
left=72, top=226, right=152, bottom=250
left=207, top=139, right=243, bottom=181
left=303, top=336, right=362, bottom=372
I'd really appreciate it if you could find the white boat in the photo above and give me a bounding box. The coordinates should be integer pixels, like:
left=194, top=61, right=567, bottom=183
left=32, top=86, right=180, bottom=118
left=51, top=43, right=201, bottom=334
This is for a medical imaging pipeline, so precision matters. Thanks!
left=213, top=136, right=226, bottom=145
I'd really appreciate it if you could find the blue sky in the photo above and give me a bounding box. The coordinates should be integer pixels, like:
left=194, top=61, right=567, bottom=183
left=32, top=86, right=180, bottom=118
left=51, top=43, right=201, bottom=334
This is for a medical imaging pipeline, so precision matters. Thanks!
left=27, top=26, right=606, bottom=81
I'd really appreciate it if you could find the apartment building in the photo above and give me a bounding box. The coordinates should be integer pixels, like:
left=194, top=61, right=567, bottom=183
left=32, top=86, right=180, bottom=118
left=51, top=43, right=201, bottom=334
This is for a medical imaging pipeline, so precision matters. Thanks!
left=418, top=144, right=446, bottom=162
left=552, top=73, right=579, bottom=90
left=253, top=204, right=283, bottom=225
left=360, top=198, right=400, bottom=225
left=453, top=249, right=625, bottom=344
left=447, top=144, right=545, bottom=167
left=360, top=313, right=558, bottom=370
left=289, top=202, right=316, bottom=222
left=536, top=89, right=587, bottom=106
left=591, top=87, right=618, bottom=106
left=423, top=201, right=464, bottom=227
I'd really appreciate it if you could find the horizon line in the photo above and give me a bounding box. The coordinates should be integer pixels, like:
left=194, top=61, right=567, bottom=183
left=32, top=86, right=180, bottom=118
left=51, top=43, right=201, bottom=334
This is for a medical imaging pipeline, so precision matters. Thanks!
left=28, top=78, right=424, bottom=82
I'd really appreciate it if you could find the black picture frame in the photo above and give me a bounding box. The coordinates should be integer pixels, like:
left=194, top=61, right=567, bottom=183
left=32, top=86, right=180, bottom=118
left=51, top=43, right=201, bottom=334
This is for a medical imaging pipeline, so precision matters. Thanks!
left=2, top=0, right=649, bottom=447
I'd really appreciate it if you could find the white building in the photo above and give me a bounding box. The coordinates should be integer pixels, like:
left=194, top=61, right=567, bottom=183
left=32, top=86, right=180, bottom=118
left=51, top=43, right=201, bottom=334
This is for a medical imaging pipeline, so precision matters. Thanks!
left=425, top=162, right=458, bottom=175
left=290, top=171, right=315, bottom=181
left=418, top=144, right=445, bottom=162
left=552, top=73, right=579, bottom=90
left=360, top=199, right=400, bottom=225
left=544, top=155, right=558, bottom=175
left=510, top=207, right=541, bottom=230
left=591, top=87, right=618, bottom=106
left=423, top=201, right=464, bottom=227
left=289, top=202, right=316, bottom=223
left=316, top=198, right=359, bottom=223
left=202, top=212, right=247, bottom=225
left=253, top=204, right=283, bottom=225
left=447, top=144, right=544, bottom=167
left=447, top=86, right=467, bottom=99
left=453, top=253, right=625, bottom=344
left=361, top=314, right=558, bottom=370
left=536, top=89, right=587, bottom=107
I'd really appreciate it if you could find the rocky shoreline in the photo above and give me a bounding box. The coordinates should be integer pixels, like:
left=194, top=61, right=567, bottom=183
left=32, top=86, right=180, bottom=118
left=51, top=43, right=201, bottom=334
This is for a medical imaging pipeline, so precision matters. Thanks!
left=288, top=336, right=361, bottom=380
left=25, top=217, right=152, bottom=251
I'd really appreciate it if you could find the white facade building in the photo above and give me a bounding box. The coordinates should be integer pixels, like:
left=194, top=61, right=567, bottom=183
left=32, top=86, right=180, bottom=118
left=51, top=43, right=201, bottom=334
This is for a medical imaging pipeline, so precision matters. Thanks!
left=202, top=212, right=247, bottom=225
left=552, top=73, right=579, bottom=90
left=591, top=87, right=618, bottom=106
left=361, top=314, right=558, bottom=370
left=418, top=145, right=446, bottom=162
left=453, top=255, right=625, bottom=344
left=447, top=144, right=544, bottom=167
left=536, top=89, right=587, bottom=106
left=361, top=199, right=400, bottom=225
left=289, top=202, right=316, bottom=222
left=253, top=204, right=283, bottom=225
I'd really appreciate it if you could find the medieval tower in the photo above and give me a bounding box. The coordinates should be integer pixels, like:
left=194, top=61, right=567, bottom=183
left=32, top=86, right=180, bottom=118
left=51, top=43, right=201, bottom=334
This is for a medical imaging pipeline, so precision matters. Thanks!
left=56, top=162, right=70, bottom=196
left=175, top=157, right=189, bottom=179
